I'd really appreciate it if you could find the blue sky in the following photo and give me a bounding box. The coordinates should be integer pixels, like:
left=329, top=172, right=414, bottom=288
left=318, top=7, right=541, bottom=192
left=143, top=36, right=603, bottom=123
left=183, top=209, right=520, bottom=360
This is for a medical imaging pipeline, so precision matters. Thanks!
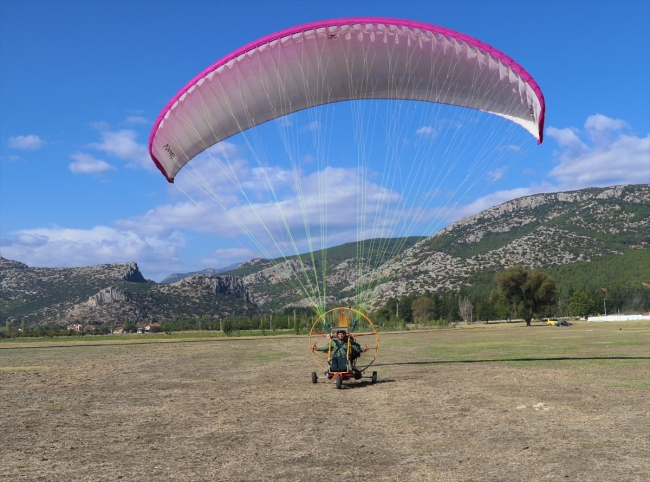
left=1, top=0, right=649, bottom=281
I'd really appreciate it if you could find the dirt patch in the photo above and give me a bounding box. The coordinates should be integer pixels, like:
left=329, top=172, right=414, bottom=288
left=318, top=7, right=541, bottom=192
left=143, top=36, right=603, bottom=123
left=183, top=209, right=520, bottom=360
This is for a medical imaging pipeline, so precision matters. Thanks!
left=1, top=322, right=648, bottom=481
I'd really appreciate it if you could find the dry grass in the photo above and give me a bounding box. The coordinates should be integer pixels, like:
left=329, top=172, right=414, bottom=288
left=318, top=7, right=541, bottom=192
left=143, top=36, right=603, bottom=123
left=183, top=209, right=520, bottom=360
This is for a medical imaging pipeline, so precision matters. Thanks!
left=1, top=321, right=648, bottom=481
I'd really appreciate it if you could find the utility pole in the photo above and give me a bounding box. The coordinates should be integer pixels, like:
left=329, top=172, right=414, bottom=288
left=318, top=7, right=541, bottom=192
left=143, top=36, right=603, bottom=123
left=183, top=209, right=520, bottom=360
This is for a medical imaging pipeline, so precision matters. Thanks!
left=396, top=300, right=399, bottom=319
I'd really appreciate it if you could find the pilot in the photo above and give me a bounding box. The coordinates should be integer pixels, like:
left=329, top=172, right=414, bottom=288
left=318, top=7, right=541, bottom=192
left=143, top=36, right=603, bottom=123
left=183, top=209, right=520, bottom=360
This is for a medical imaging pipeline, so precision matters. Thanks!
left=312, top=329, right=368, bottom=372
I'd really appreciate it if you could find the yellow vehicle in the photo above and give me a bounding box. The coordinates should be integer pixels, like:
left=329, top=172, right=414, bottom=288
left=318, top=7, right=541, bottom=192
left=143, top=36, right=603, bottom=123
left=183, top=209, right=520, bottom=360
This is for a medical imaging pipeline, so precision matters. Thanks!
left=545, top=318, right=559, bottom=326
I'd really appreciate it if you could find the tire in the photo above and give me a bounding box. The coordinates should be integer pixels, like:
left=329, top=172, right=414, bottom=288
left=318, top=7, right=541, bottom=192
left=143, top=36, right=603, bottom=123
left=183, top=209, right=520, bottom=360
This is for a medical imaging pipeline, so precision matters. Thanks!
left=311, top=372, right=318, bottom=384
left=335, top=375, right=342, bottom=389
left=371, top=371, right=378, bottom=384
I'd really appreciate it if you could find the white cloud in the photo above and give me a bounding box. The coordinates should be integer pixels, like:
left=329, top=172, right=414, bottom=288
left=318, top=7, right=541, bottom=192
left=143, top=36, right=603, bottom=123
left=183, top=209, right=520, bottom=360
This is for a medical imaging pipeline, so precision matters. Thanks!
left=440, top=115, right=649, bottom=223
left=584, top=114, right=627, bottom=139
left=546, top=126, right=585, bottom=150
left=416, top=126, right=437, bottom=138
left=486, top=167, right=507, bottom=182
left=0, top=226, right=185, bottom=281
left=547, top=115, right=649, bottom=189
left=123, top=116, right=149, bottom=125
left=8, top=135, right=47, bottom=150
left=200, top=247, right=255, bottom=266
left=69, top=153, right=116, bottom=175
left=452, top=184, right=558, bottom=220
left=119, top=161, right=404, bottom=257
left=14, top=233, right=49, bottom=247
left=89, top=129, right=153, bottom=170
left=1, top=156, right=407, bottom=277
left=211, top=141, right=239, bottom=158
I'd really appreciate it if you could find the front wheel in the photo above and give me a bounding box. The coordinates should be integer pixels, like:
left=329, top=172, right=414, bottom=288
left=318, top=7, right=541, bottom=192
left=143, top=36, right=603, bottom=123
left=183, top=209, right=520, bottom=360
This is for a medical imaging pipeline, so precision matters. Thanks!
left=335, top=375, right=342, bottom=389
left=371, top=371, right=377, bottom=384
left=311, top=372, right=318, bottom=384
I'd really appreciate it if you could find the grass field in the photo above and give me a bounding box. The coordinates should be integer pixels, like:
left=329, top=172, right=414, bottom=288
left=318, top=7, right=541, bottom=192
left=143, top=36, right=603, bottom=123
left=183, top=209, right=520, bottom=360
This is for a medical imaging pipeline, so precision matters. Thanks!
left=1, top=321, right=648, bottom=481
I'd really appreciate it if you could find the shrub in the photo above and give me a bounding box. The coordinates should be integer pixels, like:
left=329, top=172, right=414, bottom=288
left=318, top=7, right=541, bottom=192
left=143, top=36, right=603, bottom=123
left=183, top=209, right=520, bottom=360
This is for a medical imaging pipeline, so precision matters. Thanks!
left=221, top=318, right=233, bottom=337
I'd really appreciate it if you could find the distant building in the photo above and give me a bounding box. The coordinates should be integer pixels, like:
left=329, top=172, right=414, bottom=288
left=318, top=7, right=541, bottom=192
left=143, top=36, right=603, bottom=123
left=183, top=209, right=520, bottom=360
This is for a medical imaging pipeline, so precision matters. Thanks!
left=112, top=326, right=124, bottom=334
left=588, top=314, right=650, bottom=322
left=67, top=323, right=83, bottom=332
left=144, top=322, right=161, bottom=333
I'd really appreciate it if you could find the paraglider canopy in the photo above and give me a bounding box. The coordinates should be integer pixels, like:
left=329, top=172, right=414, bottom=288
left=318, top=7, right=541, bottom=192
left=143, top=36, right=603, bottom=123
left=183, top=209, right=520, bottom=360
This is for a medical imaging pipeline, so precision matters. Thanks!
left=149, top=17, right=545, bottom=183
left=147, top=17, right=546, bottom=317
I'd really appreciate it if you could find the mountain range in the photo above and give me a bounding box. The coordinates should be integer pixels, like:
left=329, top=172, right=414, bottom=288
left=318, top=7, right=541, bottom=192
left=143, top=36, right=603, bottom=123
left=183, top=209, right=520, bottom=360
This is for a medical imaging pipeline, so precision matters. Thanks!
left=159, top=264, right=240, bottom=284
left=0, top=259, right=255, bottom=327
left=1, top=184, right=648, bottom=328
left=223, top=184, right=649, bottom=309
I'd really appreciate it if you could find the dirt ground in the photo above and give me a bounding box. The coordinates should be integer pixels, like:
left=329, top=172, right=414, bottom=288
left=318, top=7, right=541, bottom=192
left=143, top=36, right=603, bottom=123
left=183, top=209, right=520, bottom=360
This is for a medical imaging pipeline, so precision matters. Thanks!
left=1, top=321, right=648, bottom=481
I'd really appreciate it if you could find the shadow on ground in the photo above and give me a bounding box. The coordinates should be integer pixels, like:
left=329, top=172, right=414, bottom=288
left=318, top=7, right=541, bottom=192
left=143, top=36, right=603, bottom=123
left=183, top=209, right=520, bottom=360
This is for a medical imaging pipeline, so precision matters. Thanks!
left=375, top=355, right=650, bottom=367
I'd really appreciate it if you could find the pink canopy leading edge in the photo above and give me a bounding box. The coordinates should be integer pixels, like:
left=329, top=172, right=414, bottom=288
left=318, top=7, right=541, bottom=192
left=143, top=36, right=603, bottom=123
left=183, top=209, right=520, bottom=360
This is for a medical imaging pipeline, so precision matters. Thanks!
left=149, top=17, right=545, bottom=183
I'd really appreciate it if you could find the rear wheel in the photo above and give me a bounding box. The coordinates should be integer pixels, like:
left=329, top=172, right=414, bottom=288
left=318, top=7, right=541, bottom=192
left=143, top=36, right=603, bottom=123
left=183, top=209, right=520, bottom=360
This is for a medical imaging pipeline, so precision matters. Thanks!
left=335, top=375, right=342, bottom=389
left=311, top=372, right=318, bottom=384
left=371, top=371, right=378, bottom=384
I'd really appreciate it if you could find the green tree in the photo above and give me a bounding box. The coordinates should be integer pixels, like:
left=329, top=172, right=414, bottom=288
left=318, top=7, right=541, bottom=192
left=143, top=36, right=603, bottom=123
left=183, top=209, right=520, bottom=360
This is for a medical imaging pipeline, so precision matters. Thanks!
left=259, top=317, right=266, bottom=336
left=123, top=320, right=136, bottom=333
left=201, top=314, right=211, bottom=331
left=494, top=265, right=558, bottom=326
left=374, top=306, right=393, bottom=325
left=476, top=299, right=498, bottom=322
left=397, top=295, right=415, bottom=323
left=411, top=296, right=435, bottom=324
left=568, top=291, right=594, bottom=317
left=221, top=318, right=233, bottom=336
left=293, top=310, right=300, bottom=335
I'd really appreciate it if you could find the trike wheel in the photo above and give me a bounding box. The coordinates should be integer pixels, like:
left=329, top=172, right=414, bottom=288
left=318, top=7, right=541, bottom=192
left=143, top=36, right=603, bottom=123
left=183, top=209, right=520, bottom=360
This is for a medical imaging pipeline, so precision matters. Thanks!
left=371, top=371, right=377, bottom=384
left=311, top=372, right=318, bottom=384
left=335, top=375, right=342, bottom=389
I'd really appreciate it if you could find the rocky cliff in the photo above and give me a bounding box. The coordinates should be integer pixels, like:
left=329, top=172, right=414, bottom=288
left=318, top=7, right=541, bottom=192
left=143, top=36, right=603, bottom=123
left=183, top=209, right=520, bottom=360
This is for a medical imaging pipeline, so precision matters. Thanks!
left=0, top=259, right=256, bottom=327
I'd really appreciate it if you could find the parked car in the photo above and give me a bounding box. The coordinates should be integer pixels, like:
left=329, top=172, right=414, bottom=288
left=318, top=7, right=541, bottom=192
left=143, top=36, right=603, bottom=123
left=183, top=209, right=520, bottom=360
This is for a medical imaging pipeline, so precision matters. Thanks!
left=545, top=318, right=559, bottom=326
left=557, top=320, right=573, bottom=326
